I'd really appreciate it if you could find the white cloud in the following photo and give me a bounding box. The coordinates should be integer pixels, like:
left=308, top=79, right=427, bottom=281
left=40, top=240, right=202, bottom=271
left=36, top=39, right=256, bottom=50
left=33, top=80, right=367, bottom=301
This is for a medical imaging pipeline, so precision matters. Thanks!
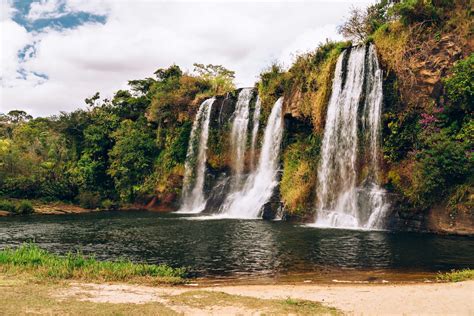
left=1, top=0, right=371, bottom=116
left=27, top=0, right=65, bottom=20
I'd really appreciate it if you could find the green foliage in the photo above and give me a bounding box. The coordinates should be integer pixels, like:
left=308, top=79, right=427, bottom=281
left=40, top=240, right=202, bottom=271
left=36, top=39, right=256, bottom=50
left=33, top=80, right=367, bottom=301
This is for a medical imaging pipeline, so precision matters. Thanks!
left=257, top=63, right=288, bottom=120
left=0, top=199, right=34, bottom=214
left=388, top=0, right=453, bottom=26
left=0, top=199, right=16, bottom=213
left=412, top=131, right=471, bottom=206
left=0, top=243, right=186, bottom=283
left=0, top=116, right=78, bottom=200
left=383, top=110, right=421, bottom=162
left=193, top=63, right=235, bottom=95
left=437, top=269, right=474, bottom=282
left=284, top=41, right=350, bottom=129
left=100, top=199, right=117, bottom=210
left=281, top=134, right=321, bottom=215
left=4, top=110, right=32, bottom=123
left=148, top=65, right=212, bottom=125
left=16, top=200, right=34, bottom=214
left=444, top=54, right=474, bottom=112
left=108, top=119, right=156, bottom=202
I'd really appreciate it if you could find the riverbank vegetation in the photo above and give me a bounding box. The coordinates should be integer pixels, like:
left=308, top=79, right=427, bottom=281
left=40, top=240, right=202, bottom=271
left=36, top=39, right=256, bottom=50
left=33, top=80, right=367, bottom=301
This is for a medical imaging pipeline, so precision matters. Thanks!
left=0, top=244, right=186, bottom=284
left=0, top=64, right=235, bottom=211
left=437, top=269, right=474, bottom=282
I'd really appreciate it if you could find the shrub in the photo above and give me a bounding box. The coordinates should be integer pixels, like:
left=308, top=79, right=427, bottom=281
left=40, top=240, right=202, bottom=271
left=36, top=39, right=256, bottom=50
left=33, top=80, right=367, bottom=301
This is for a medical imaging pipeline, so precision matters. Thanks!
left=412, top=131, right=471, bottom=206
left=16, top=200, right=34, bottom=214
left=280, top=134, right=321, bottom=215
left=444, top=54, right=474, bottom=112
left=100, top=199, right=114, bottom=210
left=437, top=269, right=474, bottom=282
left=0, top=199, right=16, bottom=213
left=77, top=191, right=101, bottom=209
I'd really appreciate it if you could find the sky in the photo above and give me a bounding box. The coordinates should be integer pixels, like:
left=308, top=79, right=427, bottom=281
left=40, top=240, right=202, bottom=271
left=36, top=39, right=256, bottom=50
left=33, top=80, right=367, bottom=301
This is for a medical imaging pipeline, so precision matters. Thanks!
left=1, top=0, right=372, bottom=117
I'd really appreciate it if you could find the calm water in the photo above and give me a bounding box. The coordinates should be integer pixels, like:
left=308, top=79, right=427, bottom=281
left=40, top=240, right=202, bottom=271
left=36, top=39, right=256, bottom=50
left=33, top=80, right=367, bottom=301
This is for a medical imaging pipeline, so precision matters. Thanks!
left=1, top=211, right=473, bottom=279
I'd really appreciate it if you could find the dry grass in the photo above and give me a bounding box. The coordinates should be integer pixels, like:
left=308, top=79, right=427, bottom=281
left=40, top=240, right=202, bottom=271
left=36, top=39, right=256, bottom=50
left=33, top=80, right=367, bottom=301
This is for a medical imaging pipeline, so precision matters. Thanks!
left=166, top=290, right=341, bottom=315
left=0, top=276, right=177, bottom=316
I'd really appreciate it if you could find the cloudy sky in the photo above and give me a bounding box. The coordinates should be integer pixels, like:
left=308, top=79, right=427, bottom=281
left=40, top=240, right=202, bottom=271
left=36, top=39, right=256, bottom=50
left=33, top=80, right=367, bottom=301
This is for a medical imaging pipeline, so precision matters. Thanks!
left=1, top=0, right=372, bottom=117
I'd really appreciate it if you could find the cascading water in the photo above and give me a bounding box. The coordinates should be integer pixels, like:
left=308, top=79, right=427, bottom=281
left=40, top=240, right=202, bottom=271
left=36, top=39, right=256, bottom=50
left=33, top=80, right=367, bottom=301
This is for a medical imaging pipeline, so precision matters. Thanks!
left=229, top=88, right=253, bottom=187
left=314, top=44, right=389, bottom=229
left=249, top=96, right=261, bottom=170
left=177, top=97, right=215, bottom=214
left=219, top=97, right=284, bottom=218
left=362, top=45, right=389, bottom=229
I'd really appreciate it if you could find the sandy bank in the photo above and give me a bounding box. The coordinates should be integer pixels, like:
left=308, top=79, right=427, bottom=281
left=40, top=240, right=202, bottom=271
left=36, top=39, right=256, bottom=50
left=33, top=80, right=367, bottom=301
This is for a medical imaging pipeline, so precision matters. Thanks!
left=56, top=280, right=474, bottom=315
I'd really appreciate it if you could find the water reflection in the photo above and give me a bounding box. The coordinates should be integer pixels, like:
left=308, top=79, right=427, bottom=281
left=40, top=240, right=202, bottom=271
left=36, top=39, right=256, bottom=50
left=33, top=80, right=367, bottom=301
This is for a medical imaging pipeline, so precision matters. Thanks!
left=0, top=211, right=473, bottom=278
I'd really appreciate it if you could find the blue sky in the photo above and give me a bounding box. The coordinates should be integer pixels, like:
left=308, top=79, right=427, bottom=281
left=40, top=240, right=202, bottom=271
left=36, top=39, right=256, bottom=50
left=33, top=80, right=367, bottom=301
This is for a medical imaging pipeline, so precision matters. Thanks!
left=1, top=0, right=371, bottom=116
left=11, top=0, right=107, bottom=32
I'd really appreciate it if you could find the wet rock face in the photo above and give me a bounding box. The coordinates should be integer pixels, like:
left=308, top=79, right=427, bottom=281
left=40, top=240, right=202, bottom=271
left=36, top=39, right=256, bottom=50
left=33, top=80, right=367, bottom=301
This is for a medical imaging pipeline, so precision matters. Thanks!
left=209, top=93, right=238, bottom=130
left=385, top=194, right=474, bottom=236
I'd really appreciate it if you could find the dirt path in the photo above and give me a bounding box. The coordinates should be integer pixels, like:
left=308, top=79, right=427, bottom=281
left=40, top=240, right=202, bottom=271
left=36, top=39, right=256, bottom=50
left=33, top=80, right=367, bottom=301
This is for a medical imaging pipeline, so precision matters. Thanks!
left=55, top=281, right=474, bottom=315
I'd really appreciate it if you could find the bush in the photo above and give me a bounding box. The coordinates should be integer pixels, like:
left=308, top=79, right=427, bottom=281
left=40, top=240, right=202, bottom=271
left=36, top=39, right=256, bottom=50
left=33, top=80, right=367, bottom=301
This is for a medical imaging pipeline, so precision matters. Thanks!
left=412, top=131, right=471, bottom=206
left=100, top=199, right=117, bottom=210
left=77, top=191, right=101, bottom=209
left=0, top=200, right=16, bottom=213
left=16, top=200, right=34, bottom=214
left=437, top=269, right=474, bottom=282
left=444, top=54, right=474, bottom=112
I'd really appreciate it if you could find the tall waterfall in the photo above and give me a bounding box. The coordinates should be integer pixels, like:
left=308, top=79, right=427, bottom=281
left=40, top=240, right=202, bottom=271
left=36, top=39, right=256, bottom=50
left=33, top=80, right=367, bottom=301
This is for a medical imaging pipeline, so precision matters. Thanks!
left=249, top=96, right=261, bottom=170
left=219, top=97, right=284, bottom=218
left=314, top=44, right=389, bottom=229
left=177, top=97, right=215, bottom=214
left=229, top=88, right=252, bottom=187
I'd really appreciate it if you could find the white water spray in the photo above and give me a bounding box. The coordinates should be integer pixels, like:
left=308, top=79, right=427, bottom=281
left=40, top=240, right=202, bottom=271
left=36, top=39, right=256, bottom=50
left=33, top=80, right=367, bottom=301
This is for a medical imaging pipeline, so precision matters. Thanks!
left=249, top=96, right=262, bottom=170
left=314, top=44, right=389, bottom=229
left=177, top=97, right=215, bottom=214
left=219, top=97, right=284, bottom=218
left=229, top=88, right=252, bottom=187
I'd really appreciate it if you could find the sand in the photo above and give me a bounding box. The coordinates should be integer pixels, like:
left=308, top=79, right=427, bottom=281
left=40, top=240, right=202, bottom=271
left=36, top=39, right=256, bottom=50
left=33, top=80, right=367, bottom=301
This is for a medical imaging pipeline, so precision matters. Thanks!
left=57, top=280, right=474, bottom=315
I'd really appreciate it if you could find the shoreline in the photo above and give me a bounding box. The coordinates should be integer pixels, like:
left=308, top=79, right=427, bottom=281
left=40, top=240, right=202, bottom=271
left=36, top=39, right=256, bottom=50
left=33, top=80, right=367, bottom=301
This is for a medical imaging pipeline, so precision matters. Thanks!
left=2, top=272, right=472, bottom=315
left=2, top=204, right=473, bottom=237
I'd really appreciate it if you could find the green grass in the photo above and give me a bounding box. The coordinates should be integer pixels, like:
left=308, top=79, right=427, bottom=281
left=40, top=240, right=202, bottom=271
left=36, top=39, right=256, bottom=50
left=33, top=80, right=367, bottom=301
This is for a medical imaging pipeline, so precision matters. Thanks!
left=437, top=269, right=474, bottom=282
left=0, top=243, right=186, bottom=284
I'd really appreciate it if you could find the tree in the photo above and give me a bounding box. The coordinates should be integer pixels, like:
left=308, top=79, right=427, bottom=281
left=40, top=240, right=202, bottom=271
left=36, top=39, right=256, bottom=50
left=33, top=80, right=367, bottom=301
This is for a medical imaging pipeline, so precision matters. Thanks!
left=85, top=92, right=100, bottom=107
left=6, top=110, right=32, bottom=123
left=337, top=1, right=391, bottom=42
left=193, top=63, right=235, bottom=95
left=75, top=106, right=119, bottom=196
left=154, top=65, right=183, bottom=81
left=108, top=119, right=156, bottom=201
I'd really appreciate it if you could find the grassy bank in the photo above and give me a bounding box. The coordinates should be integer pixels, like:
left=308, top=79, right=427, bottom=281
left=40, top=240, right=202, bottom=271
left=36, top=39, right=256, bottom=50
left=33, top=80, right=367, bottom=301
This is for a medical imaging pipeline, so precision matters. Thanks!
left=437, top=269, right=474, bottom=282
left=0, top=244, right=186, bottom=284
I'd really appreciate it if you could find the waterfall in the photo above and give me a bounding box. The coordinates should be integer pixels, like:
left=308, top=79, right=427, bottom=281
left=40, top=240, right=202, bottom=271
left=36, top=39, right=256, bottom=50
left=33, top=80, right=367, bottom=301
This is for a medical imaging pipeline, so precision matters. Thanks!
left=314, top=44, right=389, bottom=229
left=177, top=97, right=215, bottom=214
left=229, top=88, right=253, bottom=187
left=249, top=96, right=261, bottom=170
left=219, top=97, right=284, bottom=218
